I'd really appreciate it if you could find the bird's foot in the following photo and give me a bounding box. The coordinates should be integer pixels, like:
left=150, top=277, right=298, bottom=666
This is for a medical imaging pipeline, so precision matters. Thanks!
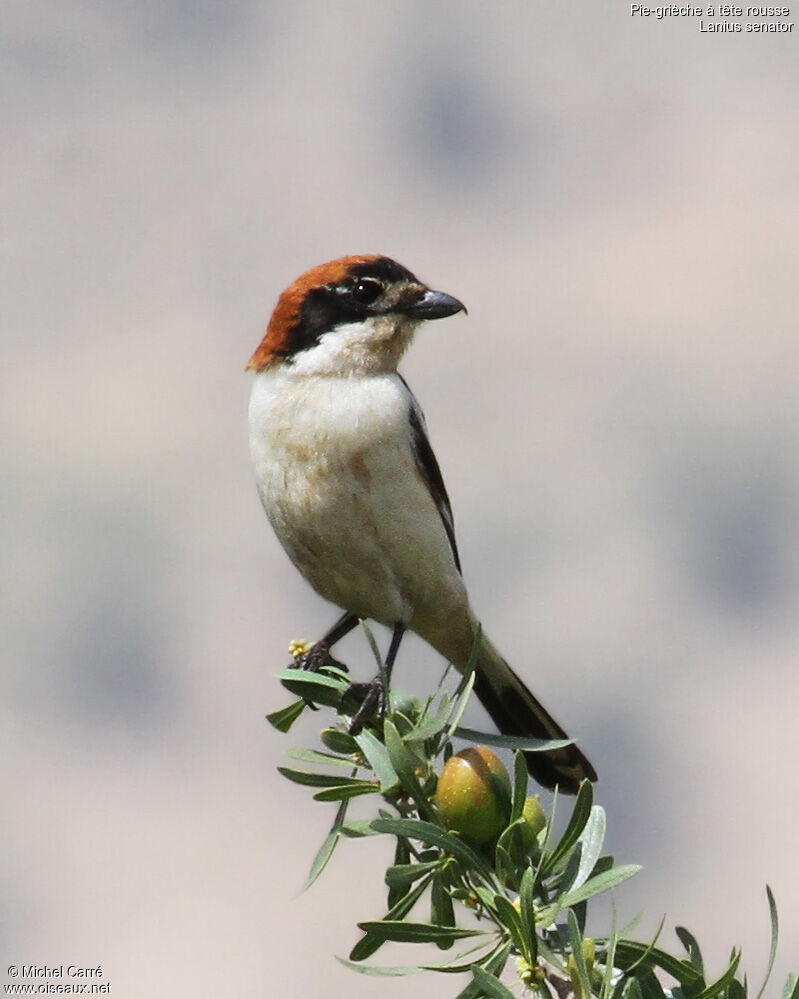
left=345, top=678, right=387, bottom=735
left=287, top=639, right=349, bottom=676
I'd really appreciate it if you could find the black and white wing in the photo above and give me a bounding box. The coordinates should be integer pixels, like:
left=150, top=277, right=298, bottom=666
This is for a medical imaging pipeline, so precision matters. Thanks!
left=399, top=375, right=461, bottom=574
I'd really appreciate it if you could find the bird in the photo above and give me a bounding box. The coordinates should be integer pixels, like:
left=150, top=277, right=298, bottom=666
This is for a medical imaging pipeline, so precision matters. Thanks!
left=247, top=254, right=597, bottom=793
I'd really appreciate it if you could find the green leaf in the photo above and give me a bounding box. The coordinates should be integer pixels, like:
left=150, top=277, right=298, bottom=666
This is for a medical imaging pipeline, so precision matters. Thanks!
left=320, top=727, right=359, bottom=755
left=387, top=836, right=411, bottom=909
left=725, top=977, right=748, bottom=999
left=635, top=969, right=667, bottom=999
left=449, top=945, right=514, bottom=998
left=354, top=727, right=400, bottom=792
left=755, top=886, right=779, bottom=999
left=491, top=892, right=527, bottom=958
left=403, top=697, right=454, bottom=742
left=445, top=671, right=477, bottom=739
left=306, top=830, right=337, bottom=888
left=266, top=699, right=306, bottom=732
left=277, top=766, right=364, bottom=788
left=277, top=668, right=348, bottom=708
left=383, top=720, right=437, bottom=820
left=570, top=805, right=606, bottom=893
left=567, top=908, right=592, bottom=999
left=471, top=966, right=517, bottom=999
left=727, top=979, right=746, bottom=999
left=285, top=747, right=356, bottom=769
left=337, top=957, right=426, bottom=977
left=559, top=864, right=642, bottom=909
left=305, top=797, right=348, bottom=889
left=541, top=780, right=594, bottom=875
left=783, top=974, right=799, bottom=999
left=340, top=940, right=501, bottom=978
left=494, top=826, right=521, bottom=887
left=349, top=871, right=436, bottom=961
left=385, top=861, right=441, bottom=889
left=612, top=941, right=704, bottom=989
left=312, top=782, right=380, bottom=802
left=483, top=941, right=513, bottom=981
left=276, top=666, right=349, bottom=688
left=624, top=978, right=645, bottom=999
left=356, top=920, right=485, bottom=944
left=454, top=726, right=573, bottom=752
left=370, top=817, right=497, bottom=887
left=675, top=926, right=705, bottom=976
left=339, top=819, right=382, bottom=837
left=601, top=908, right=620, bottom=999
left=518, top=866, right=537, bottom=963
left=431, top=877, right=456, bottom=948
left=691, top=951, right=741, bottom=999
left=511, top=750, right=528, bottom=822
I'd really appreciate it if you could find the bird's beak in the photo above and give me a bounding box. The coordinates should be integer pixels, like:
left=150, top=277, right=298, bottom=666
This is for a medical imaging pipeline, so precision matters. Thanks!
left=401, top=287, right=467, bottom=320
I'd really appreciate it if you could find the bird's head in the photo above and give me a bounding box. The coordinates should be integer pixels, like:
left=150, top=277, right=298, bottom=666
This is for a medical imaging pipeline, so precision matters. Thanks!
left=247, top=255, right=466, bottom=376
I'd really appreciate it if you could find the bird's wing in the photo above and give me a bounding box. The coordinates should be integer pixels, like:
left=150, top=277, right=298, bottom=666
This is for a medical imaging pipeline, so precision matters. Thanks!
left=398, top=375, right=461, bottom=573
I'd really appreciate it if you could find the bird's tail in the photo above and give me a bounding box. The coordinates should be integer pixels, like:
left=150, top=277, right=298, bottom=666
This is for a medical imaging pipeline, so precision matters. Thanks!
left=472, top=635, right=597, bottom=794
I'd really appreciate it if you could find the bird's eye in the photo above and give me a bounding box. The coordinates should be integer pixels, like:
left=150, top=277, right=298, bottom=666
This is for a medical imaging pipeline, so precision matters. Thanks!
left=350, top=278, right=382, bottom=305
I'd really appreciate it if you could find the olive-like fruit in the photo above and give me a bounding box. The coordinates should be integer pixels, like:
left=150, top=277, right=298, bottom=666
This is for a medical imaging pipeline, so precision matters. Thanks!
left=435, top=747, right=511, bottom=843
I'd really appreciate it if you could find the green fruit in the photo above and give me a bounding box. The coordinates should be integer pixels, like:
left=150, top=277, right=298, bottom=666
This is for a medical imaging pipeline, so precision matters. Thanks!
left=435, top=746, right=511, bottom=844
left=520, top=795, right=546, bottom=850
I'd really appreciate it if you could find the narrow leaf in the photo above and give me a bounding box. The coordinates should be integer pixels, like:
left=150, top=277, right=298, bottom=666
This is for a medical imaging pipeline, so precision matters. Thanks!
left=356, top=920, right=484, bottom=944
left=519, top=866, right=537, bottom=963
left=567, top=908, right=592, bottom=999
left=511, top=750, right=528, bottom=822
left=636, top=969, right=667, bottom=999
left=570, top=805, right=606, bottom=894
left=337, top=958, right=426, bottom=977
left=278, top=668, right=348, bottom=707
left=277, top=766, right=364, bottom=788
left=471, top=966, right=517, bottom=999
left=382, top=720, right=437, bottom=820
left=306, top=795, right=350, bottom=888
left=431, top=877, right=456, bottom=948
left=692, top=950, right=740, bottom=999
left=491, top=893, right=527, bottom=958
left=370, top=817, right=496, bottom=886
left=312, top=782, right=380, bottom=802
left=320, top=727, right=359, bottom=754
left=675, top=926, right=704, bottom=976
left=306, top=830, right=337, bottom=888
left=266, top=699, right=306, bottom=732
left=339, top=819, right=382, bottom=837
left=354, top=727, right=400, bottom=792
left=285, top=747, right=356, bottom=769
left=541, top=780, right=593, bottom=875
left=454, top=726, right=573, bottom=752
left=612, top=941, right=703, bottom=988
left=560, top=864, right=642, bottom=908
left=755, top=886, right=779, bottom=999
left=601, top=905, right=620, bottom=999
left=385, top=861, right=441, bottom=889
left=403, top=697, right=454, bottom=742
left=349, top=871, right=435, bottom=961
left=783, top=974, right=799, bottom=999
left=445, top=671, right=477, bottom=739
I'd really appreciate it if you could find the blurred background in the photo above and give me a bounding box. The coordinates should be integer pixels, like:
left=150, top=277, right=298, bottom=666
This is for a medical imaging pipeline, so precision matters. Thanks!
left=3, top=1, right=798, bottom=994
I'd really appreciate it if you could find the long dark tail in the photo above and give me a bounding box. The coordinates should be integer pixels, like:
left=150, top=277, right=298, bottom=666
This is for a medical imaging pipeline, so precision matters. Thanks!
left=473, top=636, right=597, bottom=794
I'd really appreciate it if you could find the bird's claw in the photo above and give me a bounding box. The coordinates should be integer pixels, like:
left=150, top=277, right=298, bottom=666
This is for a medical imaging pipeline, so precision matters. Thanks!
left=345, top=678, right=387, bottom=735
left=287, top=640, right=349, bottom=676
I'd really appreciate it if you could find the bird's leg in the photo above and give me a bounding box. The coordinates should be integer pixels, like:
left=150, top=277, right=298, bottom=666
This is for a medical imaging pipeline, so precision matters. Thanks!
left=348, top=623, right=406, bottom=734
left=288, top=611, right=358, bottom=674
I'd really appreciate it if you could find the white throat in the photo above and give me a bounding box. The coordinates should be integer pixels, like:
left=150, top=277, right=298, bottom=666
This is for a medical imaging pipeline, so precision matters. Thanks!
left=283, top=316, right=419, bottom=377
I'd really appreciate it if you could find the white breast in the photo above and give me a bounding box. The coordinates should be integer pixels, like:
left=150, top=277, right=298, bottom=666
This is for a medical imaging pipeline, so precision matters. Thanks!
left=248, top=365, right=469, bottom=641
